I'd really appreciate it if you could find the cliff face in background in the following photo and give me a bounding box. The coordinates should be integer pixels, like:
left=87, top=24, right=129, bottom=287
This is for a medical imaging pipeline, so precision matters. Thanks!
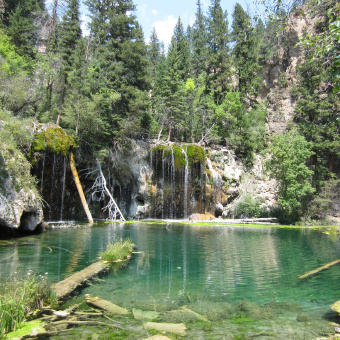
left=261, top=10, right=318, bottom=135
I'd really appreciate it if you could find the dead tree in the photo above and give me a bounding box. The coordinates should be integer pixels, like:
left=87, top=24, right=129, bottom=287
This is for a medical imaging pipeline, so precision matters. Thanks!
left=91, top=160, right=125, bottom=221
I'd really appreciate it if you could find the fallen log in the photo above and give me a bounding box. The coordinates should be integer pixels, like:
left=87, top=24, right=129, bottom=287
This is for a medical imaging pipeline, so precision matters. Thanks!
left=298, top=259, right=340, bottom=279
left=144, top=322, right=187, bottom=336
left=52, top=261, right=110, bottom=300
left=85, top=295, right=130, bottom=315
left=49, top=320, right=126, bottom=331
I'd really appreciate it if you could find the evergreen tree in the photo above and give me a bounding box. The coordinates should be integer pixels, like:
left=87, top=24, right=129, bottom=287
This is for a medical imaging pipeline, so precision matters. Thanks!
left=85, top=0, right=149, bottom=146
left=5, top=0, right=45, bottom=59
left=206, top=0, right=231, bottom=105
left=293, top=47, right=340, bottom=185
left=171, top=17, right=191, bottom=80
left=147, top=27, right=163, bottom=83
left=191, top=0, right=209, bottom=77
left=232, top=3, right=262, bottom=101
left=55, top=0, right=82, bottom=125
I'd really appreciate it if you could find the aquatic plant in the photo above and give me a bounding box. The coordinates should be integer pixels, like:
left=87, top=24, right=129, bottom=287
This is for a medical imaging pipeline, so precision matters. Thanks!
left=99, top=238, right=134, bottom=262
left=0, top=271, right=57, bottom=337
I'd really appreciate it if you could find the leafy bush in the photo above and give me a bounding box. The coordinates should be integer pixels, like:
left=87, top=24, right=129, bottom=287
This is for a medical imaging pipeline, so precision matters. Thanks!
left=0, top=272, right=57, bottom=337
left=100, top=238, right=134, bottom=262
left=233, top=194, right=264, bottom=218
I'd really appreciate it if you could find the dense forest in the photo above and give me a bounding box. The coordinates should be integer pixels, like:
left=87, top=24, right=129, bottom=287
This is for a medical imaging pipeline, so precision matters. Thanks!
left=0, top=0, right=339, bottom=223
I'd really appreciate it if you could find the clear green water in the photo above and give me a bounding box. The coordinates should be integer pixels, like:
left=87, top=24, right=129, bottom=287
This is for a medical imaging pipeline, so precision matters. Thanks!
left=1, top=222, right=340, bottom=338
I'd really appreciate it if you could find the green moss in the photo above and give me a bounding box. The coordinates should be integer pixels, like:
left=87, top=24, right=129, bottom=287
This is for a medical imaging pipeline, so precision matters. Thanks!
left=152, top=144, right=206, bottom=171
left=184, top=144, right=206, bottom=167
left=151, top=145, right=167, bottom=153
left=30, top=126, right=77, bottom=157
left=4, top=320, right=45, bottom=339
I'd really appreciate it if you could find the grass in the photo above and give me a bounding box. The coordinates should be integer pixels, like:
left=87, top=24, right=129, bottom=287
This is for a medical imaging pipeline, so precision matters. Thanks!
left=0, top=271, right=57, bottom=337
left=99, top=238, right=134, bottom=262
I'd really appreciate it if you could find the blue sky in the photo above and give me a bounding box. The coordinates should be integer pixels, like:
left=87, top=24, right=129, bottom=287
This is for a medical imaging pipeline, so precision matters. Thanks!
left=133, top=0, right=261, bottom=47
left=46, top=0, right=263, bottom=48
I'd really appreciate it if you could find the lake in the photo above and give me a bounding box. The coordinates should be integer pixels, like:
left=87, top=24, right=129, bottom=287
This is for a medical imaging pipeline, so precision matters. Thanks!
left=1, top=222, right=339, bottom=338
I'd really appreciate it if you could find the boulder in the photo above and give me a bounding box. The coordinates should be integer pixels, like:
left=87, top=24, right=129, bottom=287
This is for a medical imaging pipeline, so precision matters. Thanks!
left=0, top=178, right=43, bottom=232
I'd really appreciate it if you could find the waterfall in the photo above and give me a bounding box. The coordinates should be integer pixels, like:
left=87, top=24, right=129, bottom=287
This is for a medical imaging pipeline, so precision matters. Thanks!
left=161, top=150, right=166, bottom=219
left=48, top=153, right=56, bottom=221
left=40, top=150, right=46, bottom=195
left=207, top=158, right=223, bottom=201
left=181, top=147, right=189, bottom=218
left=170, top=148, right=175, bottom=219
left=60, top=156, right=66, bottom=221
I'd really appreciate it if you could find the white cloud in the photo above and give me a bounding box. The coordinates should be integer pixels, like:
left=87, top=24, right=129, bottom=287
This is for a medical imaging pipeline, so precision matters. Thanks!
left=139, top=4, right=147, bottom=18
left=151, top=9, right=158, bottom=15
left=81, top=14, right=90, bottom=37
left=152, top=15, right=177, bottom=48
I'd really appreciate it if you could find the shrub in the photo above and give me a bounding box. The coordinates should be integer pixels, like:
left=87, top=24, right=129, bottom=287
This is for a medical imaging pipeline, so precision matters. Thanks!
left=233, top=194, right=264, bottom=218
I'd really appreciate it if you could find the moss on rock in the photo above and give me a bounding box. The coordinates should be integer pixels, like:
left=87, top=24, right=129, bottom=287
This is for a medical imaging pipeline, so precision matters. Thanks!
left=30, top=125, right=77, bottom=157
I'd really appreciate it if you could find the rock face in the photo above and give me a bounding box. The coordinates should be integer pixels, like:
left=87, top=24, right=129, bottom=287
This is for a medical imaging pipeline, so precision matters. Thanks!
left=104, top=141, right=278, bottom=220
left=0, top=175, right=43, bottom=232
left=260, top=10, right=319, bottom=135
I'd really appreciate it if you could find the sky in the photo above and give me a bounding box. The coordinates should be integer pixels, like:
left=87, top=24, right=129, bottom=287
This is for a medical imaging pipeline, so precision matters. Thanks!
left=132, top=0, right=261, bottom=47
left=46, top=0, right=263, bottom=49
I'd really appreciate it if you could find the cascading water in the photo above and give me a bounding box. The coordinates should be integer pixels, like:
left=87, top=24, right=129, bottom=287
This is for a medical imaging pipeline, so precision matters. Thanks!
left=48, top=153, right=56, bottom=221
left=181, top=147, right=189, bottom=218
left=60, top=156, right=66, bottom=221
left=170, top=148, right=175, bottom=219
left=207, top=158, right=223, bottom=201
left=40, top=150, right=46, bottom=195
left=150, top=144, right=208, bottom=219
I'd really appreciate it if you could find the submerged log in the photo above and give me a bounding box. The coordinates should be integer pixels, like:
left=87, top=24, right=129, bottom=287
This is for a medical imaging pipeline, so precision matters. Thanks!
left=52, top=261, right=109, bottom=300
left=85, top=295, right=129, bottom=315
left=144, top=322, right=187, bottom=336
left=298, top=259, right=340, bottom=279
left=69, top=151, right=93, bottom=223
left=331, top=301, right=340, bottom=314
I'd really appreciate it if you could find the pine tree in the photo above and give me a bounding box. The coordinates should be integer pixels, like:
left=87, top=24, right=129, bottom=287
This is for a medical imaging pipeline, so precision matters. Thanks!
left=232, top=3, right=262, bottom=101
left=5, top=0, right=45, bottom=59
left=191, top=0, right=209, bottom=77
left=206, top=0, right=231, bottom=105
left=85, top=0, right=149, bottom=145
left=56, top=0, right=82, bottom=125
left=293, top=47, right=340, bottom=185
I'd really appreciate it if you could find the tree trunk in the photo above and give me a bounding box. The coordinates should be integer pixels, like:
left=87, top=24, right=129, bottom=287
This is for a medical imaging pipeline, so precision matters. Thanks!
left=69, top=152, right=93, bottom=223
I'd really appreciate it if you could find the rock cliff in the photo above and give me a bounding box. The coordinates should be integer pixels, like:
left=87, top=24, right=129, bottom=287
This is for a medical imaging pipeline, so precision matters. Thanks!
left=0, top=141, right=43, bottom=232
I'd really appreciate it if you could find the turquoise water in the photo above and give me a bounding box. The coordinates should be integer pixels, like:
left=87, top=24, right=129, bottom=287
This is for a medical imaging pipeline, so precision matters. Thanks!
left=1, top=222, right=340, bottom=338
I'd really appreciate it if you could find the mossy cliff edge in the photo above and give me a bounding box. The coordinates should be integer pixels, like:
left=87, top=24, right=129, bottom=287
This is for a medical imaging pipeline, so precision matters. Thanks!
left=0, top=122, right=78, bottom=232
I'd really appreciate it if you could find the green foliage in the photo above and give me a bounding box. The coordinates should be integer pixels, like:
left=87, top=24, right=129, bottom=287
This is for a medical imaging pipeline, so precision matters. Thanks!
left=100, top=238, right=134, bottom=262
left=233, top=194, right=265, bottom=218
left=265, top=131, right=316, bottom=217
left=0, top=110, right=38, bottom=193
left=0, top=272, right=57, bottom=337
left=232, top=3, right=263, bottom=100
left=30, top=126, right=77, bottom=156
left=307, top=179, right=340, bottom=220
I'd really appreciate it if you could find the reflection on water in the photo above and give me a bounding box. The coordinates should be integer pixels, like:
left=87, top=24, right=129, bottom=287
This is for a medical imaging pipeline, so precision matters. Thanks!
left=1, top=223, right=340, bottom=336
